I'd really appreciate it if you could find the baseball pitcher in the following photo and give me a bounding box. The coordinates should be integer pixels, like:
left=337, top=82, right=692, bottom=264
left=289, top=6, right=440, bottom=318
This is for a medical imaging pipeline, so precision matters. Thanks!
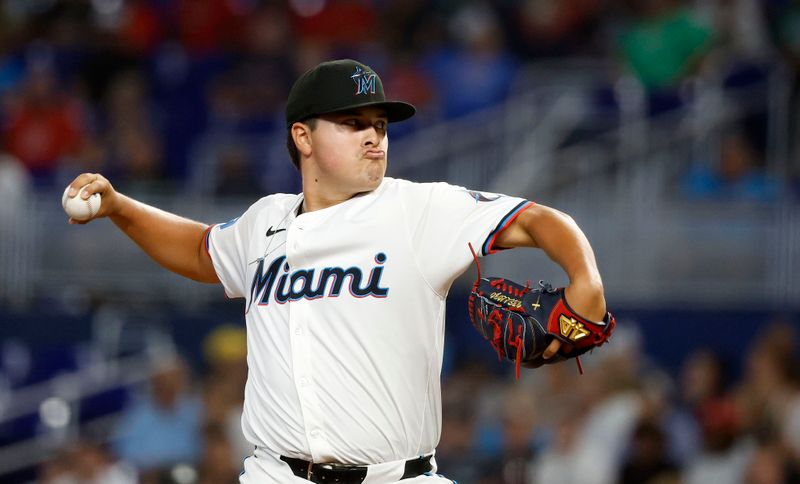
left=64, top=59, right=613, bottom=483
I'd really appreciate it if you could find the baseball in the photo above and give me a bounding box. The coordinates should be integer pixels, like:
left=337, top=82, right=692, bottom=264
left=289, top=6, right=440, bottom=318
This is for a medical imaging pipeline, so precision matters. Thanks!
left=62, top=185, right=101, bottom=221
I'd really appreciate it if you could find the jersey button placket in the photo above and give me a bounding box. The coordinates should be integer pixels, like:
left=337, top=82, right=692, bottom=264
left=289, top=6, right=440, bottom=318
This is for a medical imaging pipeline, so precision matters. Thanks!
left=289, top=289, right=330, bottom=461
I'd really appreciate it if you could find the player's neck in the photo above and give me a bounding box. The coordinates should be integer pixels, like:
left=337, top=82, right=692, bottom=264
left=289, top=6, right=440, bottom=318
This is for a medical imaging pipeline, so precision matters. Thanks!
left=299, top=164, right=379, bottom=212
left=300, top=190, right=367, bottom=213
left=300, top=183, right=360, bottom=213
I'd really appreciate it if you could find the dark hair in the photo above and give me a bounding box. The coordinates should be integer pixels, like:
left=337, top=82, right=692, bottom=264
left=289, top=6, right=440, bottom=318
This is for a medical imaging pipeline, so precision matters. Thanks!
left=286, top=118, right=317, bottom=170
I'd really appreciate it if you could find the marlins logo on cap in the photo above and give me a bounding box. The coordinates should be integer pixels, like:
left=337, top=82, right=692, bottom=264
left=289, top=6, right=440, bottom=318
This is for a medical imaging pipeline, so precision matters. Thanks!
left=285, top=59, right=416, bottom=127
left=351, top=66, right=377, bottom=95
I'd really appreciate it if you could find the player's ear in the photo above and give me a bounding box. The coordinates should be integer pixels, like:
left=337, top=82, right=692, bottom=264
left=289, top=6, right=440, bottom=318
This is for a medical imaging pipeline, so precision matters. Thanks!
left=291, top=122, right=313, bottom=157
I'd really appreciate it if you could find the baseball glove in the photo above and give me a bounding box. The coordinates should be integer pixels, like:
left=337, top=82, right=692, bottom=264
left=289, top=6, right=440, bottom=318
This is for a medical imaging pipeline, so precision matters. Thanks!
left=467, top=247, right=615, bottom=378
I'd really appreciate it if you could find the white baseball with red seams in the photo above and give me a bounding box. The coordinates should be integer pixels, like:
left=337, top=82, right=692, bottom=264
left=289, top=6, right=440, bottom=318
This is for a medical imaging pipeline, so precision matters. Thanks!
left=62, top=185, right=101, bottom=221
left=204, top=176, right=533, bottom=483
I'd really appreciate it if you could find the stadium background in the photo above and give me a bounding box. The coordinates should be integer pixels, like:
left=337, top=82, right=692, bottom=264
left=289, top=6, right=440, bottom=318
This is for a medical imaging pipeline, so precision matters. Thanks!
left=0, top=0, right=799, bottom=482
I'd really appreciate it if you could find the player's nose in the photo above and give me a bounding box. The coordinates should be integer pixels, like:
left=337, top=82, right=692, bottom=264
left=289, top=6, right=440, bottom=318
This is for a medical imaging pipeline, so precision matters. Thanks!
left=362, top=127, right=381, bottom=147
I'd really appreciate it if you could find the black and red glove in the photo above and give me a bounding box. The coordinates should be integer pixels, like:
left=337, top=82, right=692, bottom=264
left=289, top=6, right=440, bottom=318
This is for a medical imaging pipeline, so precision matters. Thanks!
left=468, top=271, right=615, bottom=377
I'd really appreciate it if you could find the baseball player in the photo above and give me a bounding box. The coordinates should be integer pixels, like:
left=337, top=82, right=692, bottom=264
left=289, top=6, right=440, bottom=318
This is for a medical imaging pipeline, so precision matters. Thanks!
left=64, top=59, right=608, bottom=483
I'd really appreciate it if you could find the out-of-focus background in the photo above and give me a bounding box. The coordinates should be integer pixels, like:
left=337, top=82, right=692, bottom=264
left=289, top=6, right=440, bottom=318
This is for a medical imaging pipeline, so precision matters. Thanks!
left=0, top=0, right=798, bottom=482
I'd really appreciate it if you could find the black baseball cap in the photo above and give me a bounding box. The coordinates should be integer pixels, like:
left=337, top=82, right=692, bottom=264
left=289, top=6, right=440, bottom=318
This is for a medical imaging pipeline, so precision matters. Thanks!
left=285, top=59, right=416, bottom=127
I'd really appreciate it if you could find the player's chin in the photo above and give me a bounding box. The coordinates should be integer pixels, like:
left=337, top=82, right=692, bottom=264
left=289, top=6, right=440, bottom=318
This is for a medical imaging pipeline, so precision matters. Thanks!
left=363, top=157, right=386, bottom=182
left=363, top=172, right=384, bottom=189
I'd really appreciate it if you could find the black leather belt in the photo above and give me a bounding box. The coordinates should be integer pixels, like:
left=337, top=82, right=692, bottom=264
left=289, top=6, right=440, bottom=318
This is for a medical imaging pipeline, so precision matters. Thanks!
left=280, top=454, right=433, bottom=483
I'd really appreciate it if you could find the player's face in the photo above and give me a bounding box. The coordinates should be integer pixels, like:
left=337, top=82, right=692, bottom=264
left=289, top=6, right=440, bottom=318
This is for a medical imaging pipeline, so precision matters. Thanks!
left=310, top=107, right=389, bottom=195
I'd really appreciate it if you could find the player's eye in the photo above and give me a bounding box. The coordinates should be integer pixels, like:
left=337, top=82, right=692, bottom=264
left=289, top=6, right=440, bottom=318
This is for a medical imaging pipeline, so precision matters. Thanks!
left=375, top=121, right=387, bottom=131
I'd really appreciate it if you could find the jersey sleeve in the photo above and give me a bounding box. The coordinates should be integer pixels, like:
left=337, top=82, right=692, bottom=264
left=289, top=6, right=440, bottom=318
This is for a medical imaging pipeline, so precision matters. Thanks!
left=402, top=182, right=533, bottom=294
left=204, top=207, right=256, bottom=299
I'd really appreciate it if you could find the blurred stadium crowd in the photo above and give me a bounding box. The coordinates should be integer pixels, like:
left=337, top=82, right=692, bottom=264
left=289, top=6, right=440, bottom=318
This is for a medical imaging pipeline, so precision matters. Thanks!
left=31, top=318, right=800, bottom=484
left=0, top=0, right=798, bottom=195
left=0, top=0, right=799, bottom=483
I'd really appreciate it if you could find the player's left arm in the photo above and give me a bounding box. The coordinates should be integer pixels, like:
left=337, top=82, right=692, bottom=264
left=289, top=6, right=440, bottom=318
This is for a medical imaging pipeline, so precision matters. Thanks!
left=494, top=203, right=607, bottom=350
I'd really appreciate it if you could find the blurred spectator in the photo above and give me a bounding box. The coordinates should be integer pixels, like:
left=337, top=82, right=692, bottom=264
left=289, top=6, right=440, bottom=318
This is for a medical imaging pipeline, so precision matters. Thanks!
left=289, top=0, right=380, bottom=52
left=94, top=70, right=166, bottom=191
left=518, top=358, right=581, bottom=435
left=213, top=143, right=262, bottom=197
left=774, top=325, right=800, bottom=468
left=202, top=325, right=250, bottom=466
left=379, top=0, right=445, bottom=57
left=736, top=323, right=800, bottom=446
left=198, top=422, right=241, bottom=484
left=422, top=2, right=518, bottom=119
left=381, top=55, right=435, bottom=118
left=571, top=352, right=644, bottom=483
left=530, top=398, right=587, bottom=484
left=683, top=396, right=754, bottom=484
left=3, top=56, right=85, bottom=184
left=682, top=129, right=781, bottom=202
left=235, top=3, right=295, bottom=126
left=0, top=30, right=25, bottom=102
left=73, top=133, right=108, bottom=176
left=680, top=327, right=792, bottom=484
left=744, top=439, right=800, bottom=484
left=38, top=440, right=137, bottom=484
left=149, top=42, right=228, bottom=180
left=680, top=348, right=728, bottom=410
left=699, top=0, right=773, bottom=63
left=205, top=70, right=248, bottom=133
left=478, top=389, right=538, bottom=484
left=497, top=0, right=608, bottom=59
left=422, top=2, right=517, bottom=118
left=110, top=126, right=164, bottom=190
left=104, top=70, right=157, bottom=135
left=619, top=419, right=680, bottom=484
left=292, top=38, right=335, bottom=77
left=617, top=0, right=714, bottom=114
left=187, top=3, right=297, bottom=195
left=435, top=373, right=485, bottom=483
left=530, top=326, right=646, bottom=484
left=175, top=0, right=247, bottom=58
left=668, top=348, right=729, bottom=463
left=32, top=1, right=92, bottom=81
left=765, top=0, right=800, bottom=71
left=112, top=356, right=203, bottom=473
left=115, top=0, right=167, bottom=57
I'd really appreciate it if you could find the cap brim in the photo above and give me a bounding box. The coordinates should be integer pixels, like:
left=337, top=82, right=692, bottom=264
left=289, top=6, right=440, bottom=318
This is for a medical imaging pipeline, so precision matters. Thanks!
left=316, top=100, right=416, bottom=124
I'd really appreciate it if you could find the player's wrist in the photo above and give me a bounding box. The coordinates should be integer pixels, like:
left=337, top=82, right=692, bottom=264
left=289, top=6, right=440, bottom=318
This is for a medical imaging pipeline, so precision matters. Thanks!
left=564, top=281, right=606, bottom=321
left=105, top=191, right=131, bottom=221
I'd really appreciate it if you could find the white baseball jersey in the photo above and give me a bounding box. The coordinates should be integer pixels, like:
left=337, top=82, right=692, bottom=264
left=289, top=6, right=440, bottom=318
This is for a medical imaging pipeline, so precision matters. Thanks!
left=205, top=177, right=532, bottom=466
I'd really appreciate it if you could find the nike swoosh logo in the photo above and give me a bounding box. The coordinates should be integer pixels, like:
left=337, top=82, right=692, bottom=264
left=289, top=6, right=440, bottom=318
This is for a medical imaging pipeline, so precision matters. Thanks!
left=266, top=226, right=286, bottom=237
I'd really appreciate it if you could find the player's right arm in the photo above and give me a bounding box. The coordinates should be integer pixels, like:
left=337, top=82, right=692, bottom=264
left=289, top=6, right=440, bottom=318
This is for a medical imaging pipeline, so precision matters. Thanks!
left=65, top=173, right=219, bottom=284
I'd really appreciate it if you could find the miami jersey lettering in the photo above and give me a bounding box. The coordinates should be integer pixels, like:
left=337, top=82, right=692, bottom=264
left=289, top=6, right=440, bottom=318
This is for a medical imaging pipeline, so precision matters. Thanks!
left=204, top=177, right=532, bottom=465
left=248, top=253, right=389, bottom=308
